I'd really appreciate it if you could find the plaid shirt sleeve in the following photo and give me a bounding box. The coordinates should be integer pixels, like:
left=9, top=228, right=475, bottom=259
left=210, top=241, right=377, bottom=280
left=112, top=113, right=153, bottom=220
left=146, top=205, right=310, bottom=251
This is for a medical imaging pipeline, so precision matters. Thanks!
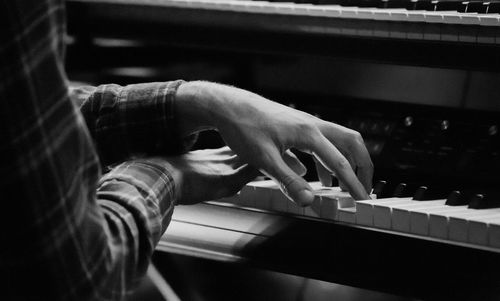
left=0, top=1, right=190, bottom=300
left=73, top=82, right=198, bottom=167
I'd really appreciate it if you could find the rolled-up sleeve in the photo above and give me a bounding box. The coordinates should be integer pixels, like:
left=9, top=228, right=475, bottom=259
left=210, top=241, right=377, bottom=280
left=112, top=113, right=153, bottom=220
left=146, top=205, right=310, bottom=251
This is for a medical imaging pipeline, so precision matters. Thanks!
left=75, top=81, right=198, bottom=166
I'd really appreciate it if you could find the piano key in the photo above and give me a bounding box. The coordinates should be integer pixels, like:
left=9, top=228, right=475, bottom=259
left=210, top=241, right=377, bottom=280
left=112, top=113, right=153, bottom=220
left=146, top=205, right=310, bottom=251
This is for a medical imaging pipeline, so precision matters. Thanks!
left=304, top=196, right=322, bottom=217
left=409, top=203, right=468, bottom=235
left=486, top=1, right=500, bottom=13
left=445, top=190, right=466, bottom=206
left=288, top=199, right=306, bottom=215
left=371, top=180, right=387, bottom=197
left=449, top=209, right=500, bottom=242
left=468, top=192, right=500, bottom=209
left=319, top=194, right=338, bottom=220
left=434, top=1, right=467, bottom=11
left=372, top=198, right=414, bottom=229
left=313, top=185, right=361, bottom=219
left=467, top=214, right=500, bottom=246
left=391, top=199, right=446, bottom=232
left=338, top=207, right=357, bottom=223
left=251, top=180, right=280, bottom=210
left=239, top=183, right=258, bottom=208
left=412, top=186, right=428, bottom=200
left=489, top=222, right=500, bottom=248
left=392, top=183, right=408, bottom=197
left=355, top=197, right=403, bottom=226
left=429, top=207, right=500, bottom=239
left=463, top=1, right=487, bottom=13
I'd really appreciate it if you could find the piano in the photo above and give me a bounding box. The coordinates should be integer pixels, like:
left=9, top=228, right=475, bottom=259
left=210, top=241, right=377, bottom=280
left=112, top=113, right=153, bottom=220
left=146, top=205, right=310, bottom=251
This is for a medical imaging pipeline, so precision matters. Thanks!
left=65, top=0, right=500, bottom=299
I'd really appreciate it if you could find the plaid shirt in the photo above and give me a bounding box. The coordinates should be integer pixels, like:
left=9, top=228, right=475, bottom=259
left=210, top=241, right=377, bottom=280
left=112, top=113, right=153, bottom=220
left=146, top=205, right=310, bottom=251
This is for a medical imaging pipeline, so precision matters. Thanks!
left=0, top=1, right=195, bottom=299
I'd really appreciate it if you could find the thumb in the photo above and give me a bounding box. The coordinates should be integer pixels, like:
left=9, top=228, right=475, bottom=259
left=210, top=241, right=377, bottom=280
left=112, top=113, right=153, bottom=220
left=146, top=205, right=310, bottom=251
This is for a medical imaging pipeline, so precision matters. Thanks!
left=263, top=151, right=314, bottom=206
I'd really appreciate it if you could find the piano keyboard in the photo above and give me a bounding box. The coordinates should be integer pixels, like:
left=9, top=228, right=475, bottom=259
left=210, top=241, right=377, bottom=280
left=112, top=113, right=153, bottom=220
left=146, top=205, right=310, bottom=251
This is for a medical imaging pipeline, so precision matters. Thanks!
left=92, top=0, right=500, bottom=26
left=70, top=0, right=500, bottom=45
left=215, top=180, right=500, bottom=250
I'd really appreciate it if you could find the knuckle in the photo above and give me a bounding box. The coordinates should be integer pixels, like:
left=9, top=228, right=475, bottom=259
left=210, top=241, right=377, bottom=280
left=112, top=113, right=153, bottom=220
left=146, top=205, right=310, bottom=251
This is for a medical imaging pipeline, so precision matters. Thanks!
left=297, top=121, right=319, bottom=137
left=350, top=130, right=365, bottom=145
left=281, top=173, right=299, bottom=188
left=335, top=158, right=352, bottom=172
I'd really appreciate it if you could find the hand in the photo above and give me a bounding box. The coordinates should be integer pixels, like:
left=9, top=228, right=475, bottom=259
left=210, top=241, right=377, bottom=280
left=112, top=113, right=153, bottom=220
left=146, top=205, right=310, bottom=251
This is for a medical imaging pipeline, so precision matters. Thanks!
left=166, top=147, right=259, bottom=205
left=176, top=82, right=373, bottom=205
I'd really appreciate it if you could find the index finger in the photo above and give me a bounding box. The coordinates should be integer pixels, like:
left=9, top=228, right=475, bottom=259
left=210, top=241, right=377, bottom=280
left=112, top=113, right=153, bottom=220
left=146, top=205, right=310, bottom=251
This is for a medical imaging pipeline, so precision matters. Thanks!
left=311, top=135, right=370, bottom=200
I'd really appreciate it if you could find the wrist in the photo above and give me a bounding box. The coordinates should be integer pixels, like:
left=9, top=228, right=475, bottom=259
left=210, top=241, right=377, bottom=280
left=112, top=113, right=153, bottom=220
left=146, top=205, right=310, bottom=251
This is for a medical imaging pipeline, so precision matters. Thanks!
left=175, top=81, right=218, bottom=136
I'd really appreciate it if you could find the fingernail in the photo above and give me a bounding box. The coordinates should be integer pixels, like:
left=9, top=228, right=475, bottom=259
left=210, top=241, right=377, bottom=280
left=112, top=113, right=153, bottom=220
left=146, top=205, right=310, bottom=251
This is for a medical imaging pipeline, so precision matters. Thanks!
left=297, top=189, right=314, bottom=206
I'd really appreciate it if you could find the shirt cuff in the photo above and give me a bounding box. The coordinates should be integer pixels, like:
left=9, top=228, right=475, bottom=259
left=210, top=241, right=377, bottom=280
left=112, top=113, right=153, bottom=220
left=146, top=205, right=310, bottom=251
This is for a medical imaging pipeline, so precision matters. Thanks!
left=162, top=80, right=199, bottom=154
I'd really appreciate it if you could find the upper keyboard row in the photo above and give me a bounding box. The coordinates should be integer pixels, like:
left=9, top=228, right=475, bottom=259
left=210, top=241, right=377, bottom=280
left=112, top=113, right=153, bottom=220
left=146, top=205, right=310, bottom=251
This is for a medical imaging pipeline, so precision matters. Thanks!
left=130, top=0, right=500, bottom=26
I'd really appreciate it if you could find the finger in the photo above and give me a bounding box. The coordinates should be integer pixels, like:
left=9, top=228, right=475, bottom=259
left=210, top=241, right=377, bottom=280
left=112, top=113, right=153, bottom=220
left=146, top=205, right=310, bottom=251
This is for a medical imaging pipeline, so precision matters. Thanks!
left=339, top=152, right=355, bottom=191
left=311, top=135, right=369, bottom=200
left=357, top=163, right=374, bottom=194
left=283, top=150, right=307, bottom=177
left=321, top=125, right=374, bottom=193
left=262, top=148, right=314, bottom=206
left=313, top=156, right=332, bottom=187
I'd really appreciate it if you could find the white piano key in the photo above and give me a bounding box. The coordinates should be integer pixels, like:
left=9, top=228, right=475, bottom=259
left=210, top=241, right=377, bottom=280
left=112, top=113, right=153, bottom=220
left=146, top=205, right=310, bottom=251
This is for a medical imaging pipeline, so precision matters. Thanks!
left=406, top=11, right=427, bottom=23
left=239, top=184, right=257, bottom=208
left=271, top=190, right=289, bottom=213
left=441, top=12, right=463, bottom=25
left=307, top=5, right=337, bottom=17
left=478, top=14, right=500, bottom=27
left=467, top=214, right=500, bottom=246
left=338, top=7, right=361, bottom=20
left=355, top=197, right=402, bottom=226
left=410, top=205, right=468, bottom=236
left=320, top=195, right=337, bottom=220
left=252, top=180, right=280, bottom=210
left=271, top=2, right=296, bottom=14
left=391, top=200, right=447, bottom=233
left=448, top=209, right=500, bottom=243
left=304, top=196, right=322, bottom=218
left=460, top=13, right=481, bottom=26
left=489, top=222, right=500, bottom=248
left=373, top=198, right=414, bottom=229
left=312, top=185, right=360, bottom=219
left=288, top=200, right=305, bottom=215
left=429, top=207, right=498, bottom=239
left=338, top=207, right=356, bottom=223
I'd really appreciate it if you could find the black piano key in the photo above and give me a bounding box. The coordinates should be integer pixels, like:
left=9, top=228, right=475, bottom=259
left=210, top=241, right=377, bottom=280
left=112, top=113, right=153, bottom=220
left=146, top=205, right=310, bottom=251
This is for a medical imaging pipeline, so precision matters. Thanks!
left=414, top=0, right=435, bottom=10
left=392, top=183, right=407, bottom=197
left=379, top=0, right=416, bottom=9
left=463, top=1, right=488, bottom=12
left=372, top=180, right=387, bottom=197
left=357, top=0, right=384, bottom=7
left=468, top=194, right=486, bottom=209
left=317, top=0, right=351, bottom=5
left=434, top=0, right=467, bottom=11
left=412, top=186, right=428, bottom=200
left=445, top=191, right=467, bottom=206
left=468, top=192, right=500, bottom=209
left=486, top=1, right=500, bottom=12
